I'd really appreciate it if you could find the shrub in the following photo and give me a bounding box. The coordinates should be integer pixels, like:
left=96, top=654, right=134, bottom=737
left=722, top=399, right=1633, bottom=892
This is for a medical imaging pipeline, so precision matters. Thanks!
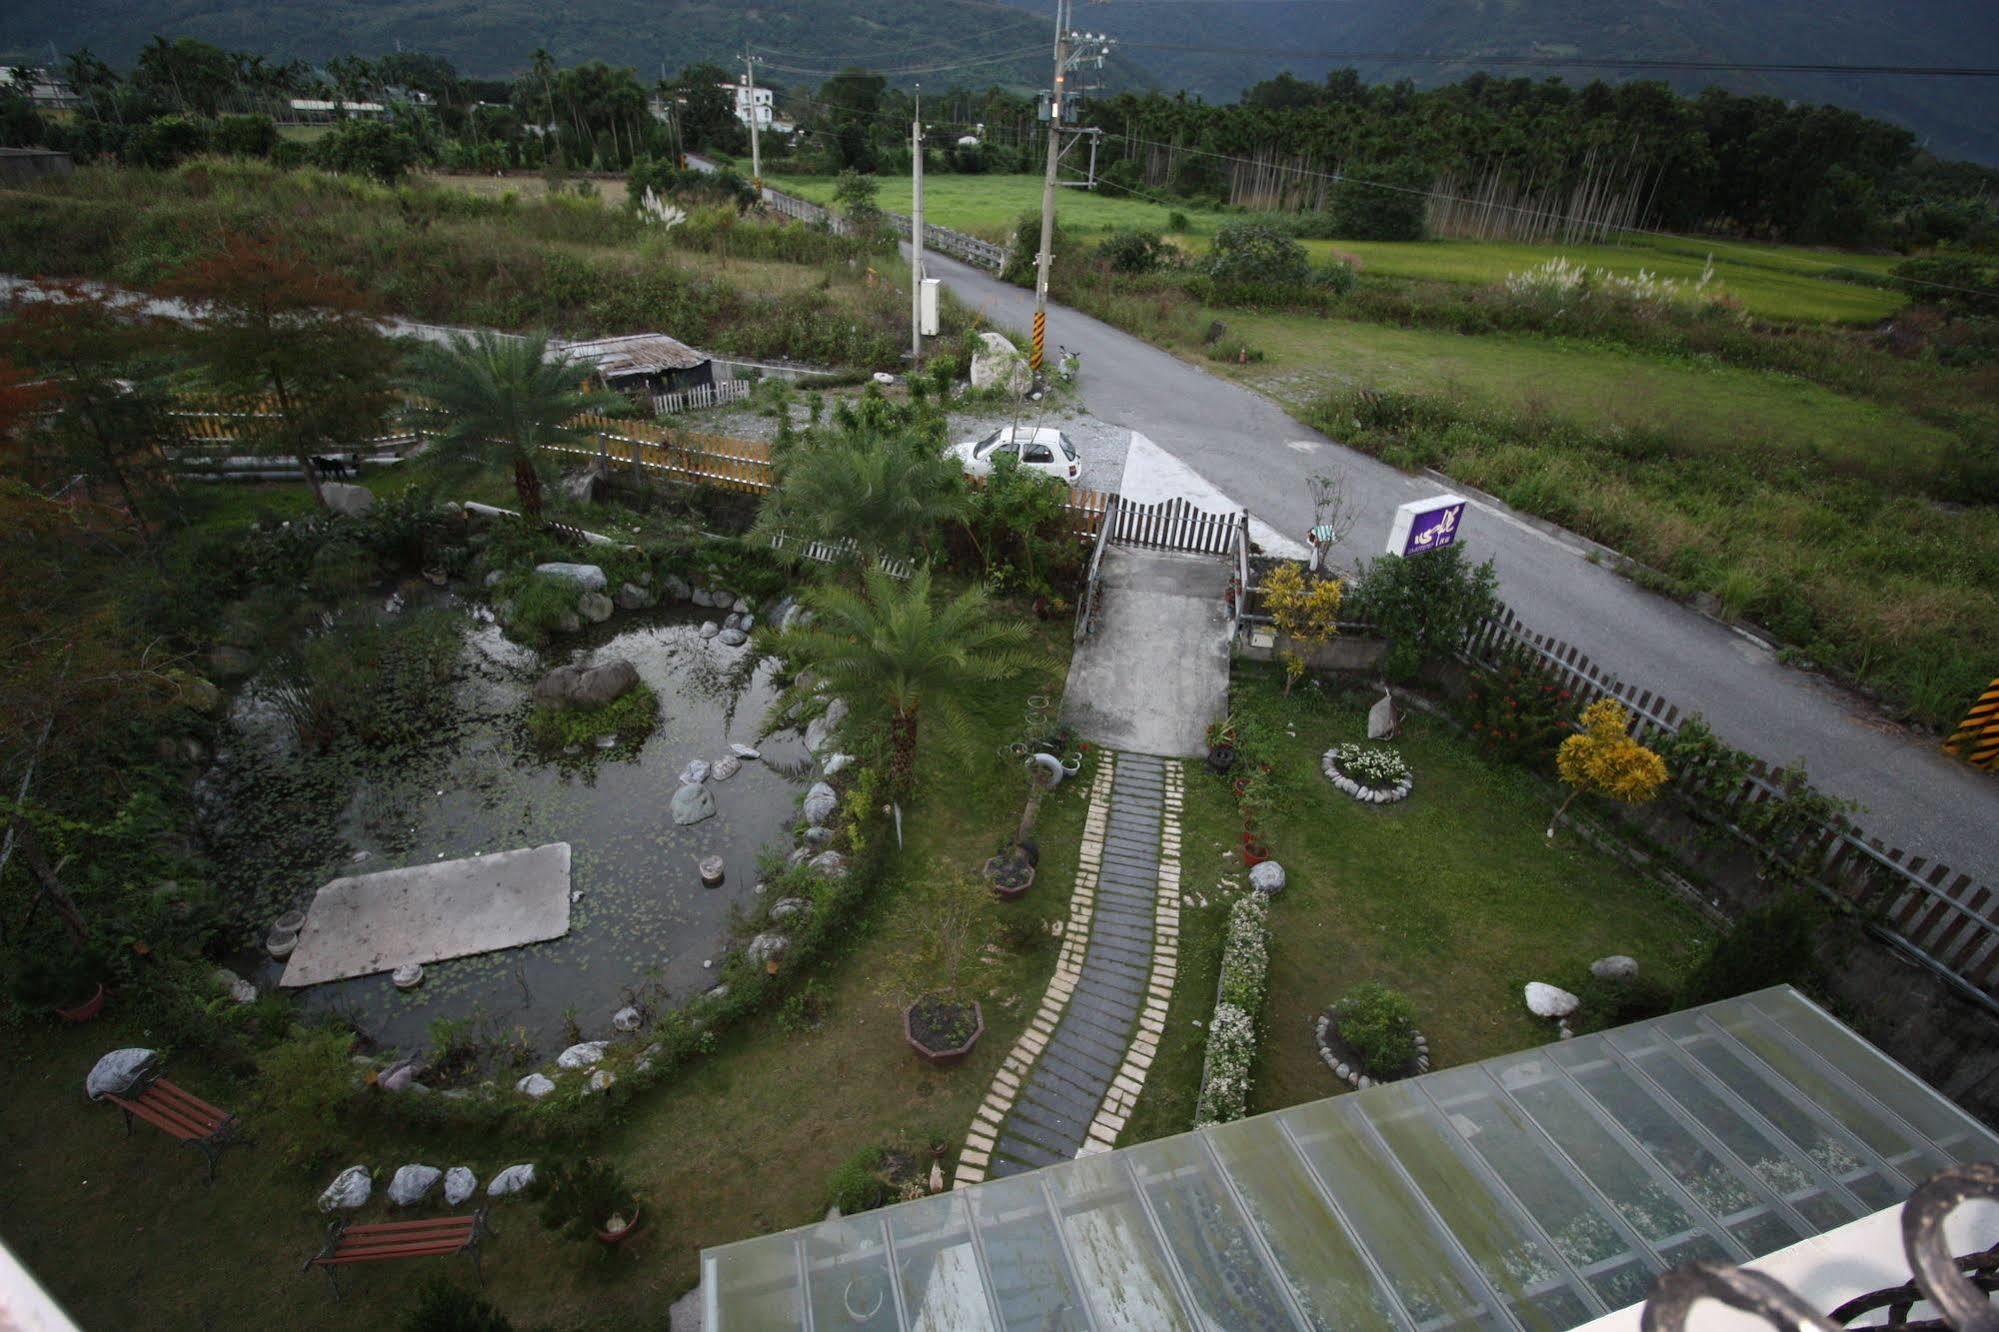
left=1459, top=648, right=1578, bottom=766
left=312, top=119, right=423, bottom=184
left=214, top=114, right=278, bottom=159
left=127, top=115, right=210, bottom=170
left=403, top=1278, right=515, bottom=1332
left=826, top=1146, right=890, bottom=1214
left=1196, top=894, right=1269, bottom=1126
left=1200, top=223, right=1309, bottom=286
left=502, top=574, right=582, bottom=644
left=526, top=682, right=661, bottom=750
left=1345, top=546, right=1499, bottom=680
left=1679, top=892, right=1825, bottom=1007
left=1334, top=982, right=1417, bottom=1076
left=1096, top=229, right=1172, bottom=275
left=1553, top=699, right=1669, bottom=831
left=1312, top=260, right=1357, bottom=295
left=533, top=1158, right=638, bottom=1242
left=1572, top=971, right=1676, bottom=1034
left=253, top=1026, right=358, bottom=1164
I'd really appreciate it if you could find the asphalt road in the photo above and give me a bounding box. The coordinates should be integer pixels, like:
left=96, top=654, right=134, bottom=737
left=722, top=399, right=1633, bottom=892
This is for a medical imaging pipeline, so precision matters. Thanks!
left=909, top=244, right=1999, bottom=883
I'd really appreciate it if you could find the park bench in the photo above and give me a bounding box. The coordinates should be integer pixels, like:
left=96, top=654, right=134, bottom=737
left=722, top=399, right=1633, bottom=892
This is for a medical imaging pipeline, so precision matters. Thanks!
left=302, top=1211, right=494, bottom=1300
left=99, top=1074, right=248, bottom=1182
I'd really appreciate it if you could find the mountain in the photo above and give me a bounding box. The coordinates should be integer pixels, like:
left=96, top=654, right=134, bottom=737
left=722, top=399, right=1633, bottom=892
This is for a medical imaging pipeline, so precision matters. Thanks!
left=4, top=0, right=1995, bottom=162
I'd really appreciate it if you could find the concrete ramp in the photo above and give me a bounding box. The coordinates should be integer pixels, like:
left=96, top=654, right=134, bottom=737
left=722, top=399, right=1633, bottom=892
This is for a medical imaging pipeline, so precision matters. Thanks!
left=281, top=842, right=572, bottom=987
left=1062, top=547, right=1231, bottom=757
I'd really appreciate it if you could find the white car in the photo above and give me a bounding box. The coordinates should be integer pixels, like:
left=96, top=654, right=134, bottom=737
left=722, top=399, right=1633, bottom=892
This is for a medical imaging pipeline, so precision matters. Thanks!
left=948, top=426, right=1081, bottom=486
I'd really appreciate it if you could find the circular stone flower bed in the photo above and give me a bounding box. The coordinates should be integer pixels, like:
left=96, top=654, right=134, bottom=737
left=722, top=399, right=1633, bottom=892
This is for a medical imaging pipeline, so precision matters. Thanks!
left=1321, top=744, right=1413, bottom=805
left=1314, top=1008, right=1431, bottom=1090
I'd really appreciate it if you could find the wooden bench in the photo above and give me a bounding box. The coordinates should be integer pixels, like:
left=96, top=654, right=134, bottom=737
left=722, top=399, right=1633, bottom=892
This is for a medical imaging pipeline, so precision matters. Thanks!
left=302, top=1211, right=494, bottom=1300
left=100, top=1075, right=249, bottom=1182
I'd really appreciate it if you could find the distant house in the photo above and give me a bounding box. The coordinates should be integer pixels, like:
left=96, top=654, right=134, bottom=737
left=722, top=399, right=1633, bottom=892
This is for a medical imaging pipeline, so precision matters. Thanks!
left=0, top=67, right=82, bottom=111
left=557, top=333, right=714, bottom=406
left=718, top=81, right=774, bottom=131
left=285, top=99, right=391, bottom=123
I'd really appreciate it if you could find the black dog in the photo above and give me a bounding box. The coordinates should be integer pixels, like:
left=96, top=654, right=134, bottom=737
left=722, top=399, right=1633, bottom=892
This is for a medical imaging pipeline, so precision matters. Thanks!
left=311, top=456, right=352, bottom=480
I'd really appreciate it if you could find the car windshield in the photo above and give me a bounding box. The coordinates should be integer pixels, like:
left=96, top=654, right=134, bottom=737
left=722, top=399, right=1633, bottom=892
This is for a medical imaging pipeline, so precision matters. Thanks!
left=1058, top=434, right=1078, bottom=462
left=972, top=429, right=1006, bottom=457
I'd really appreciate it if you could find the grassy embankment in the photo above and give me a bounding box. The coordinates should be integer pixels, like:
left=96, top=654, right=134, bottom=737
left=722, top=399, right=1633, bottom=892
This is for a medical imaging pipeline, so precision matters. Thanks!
left=1122, top=667, right=1711, bottom=1145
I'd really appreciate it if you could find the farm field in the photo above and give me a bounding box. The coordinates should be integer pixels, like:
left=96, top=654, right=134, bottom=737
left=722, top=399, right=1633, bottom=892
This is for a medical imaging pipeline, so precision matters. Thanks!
left=420, top=170, right=633, bottom=207
left=767, top=171, right=1908, bottom=324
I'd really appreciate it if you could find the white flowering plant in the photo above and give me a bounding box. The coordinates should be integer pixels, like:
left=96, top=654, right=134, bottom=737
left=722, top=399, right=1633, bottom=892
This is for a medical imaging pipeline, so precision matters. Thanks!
left=1332, top=743, right=1408, bottom=790
left=1196, top=894, right=1270, bottom=1127
left=1501, top=255, right=1727, bottom=315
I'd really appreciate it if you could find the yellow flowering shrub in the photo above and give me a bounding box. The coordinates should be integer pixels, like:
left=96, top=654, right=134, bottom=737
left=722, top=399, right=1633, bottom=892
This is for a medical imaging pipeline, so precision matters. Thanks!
left=1556, top=698, right=1669, bottom=807
left=1262, top=562, right=1344, bottom=694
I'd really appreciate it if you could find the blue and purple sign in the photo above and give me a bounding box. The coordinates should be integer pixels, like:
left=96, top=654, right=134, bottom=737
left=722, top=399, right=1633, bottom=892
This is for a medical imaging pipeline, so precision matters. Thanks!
left=1385, top=494, right=1467, bottom=557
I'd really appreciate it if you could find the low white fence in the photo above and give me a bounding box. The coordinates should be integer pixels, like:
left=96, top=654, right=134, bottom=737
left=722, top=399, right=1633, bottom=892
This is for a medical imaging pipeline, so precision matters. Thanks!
left=652, top=381, right=752, bottom=415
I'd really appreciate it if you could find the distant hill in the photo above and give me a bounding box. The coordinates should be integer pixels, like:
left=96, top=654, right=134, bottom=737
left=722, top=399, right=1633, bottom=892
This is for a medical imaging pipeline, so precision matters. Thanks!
left=4, top=0, right=1995, bottom=162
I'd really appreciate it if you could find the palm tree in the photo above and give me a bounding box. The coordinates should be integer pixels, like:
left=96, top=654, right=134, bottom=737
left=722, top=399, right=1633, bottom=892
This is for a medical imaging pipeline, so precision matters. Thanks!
left=760, top=567, right=1041, bottom=788
left=750, top=435, right=966, bottom=574
left=405, top=331, right=606, bottom=520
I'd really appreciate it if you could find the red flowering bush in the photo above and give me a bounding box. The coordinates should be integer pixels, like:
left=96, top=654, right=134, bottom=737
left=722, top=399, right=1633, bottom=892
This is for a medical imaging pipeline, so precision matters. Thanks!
left=1459, top=648, right=1578, bottom=767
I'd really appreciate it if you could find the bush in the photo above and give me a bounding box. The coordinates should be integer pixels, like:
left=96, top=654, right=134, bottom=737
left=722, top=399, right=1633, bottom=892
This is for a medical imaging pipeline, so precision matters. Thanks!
left=526, top=682, right=660, bottom=750
left=1097, top=229, right=1172, bottom=275
left=1345, top=546, right=1499, bottom=680
left=1200, top=223, right=1309, bottom=286
left=127, top=115, right=210, bottom=170
left=253, top=1026, right=358, bottom=1164
left=826, top=1146, right=890, bottom=1214
left=1334, top=982, right=1417, bottom=1076
left=312, top=118, right=423, bottom=184
left=1196, top=894, right=1269, bottom=1126
left=1679, top=892, right=1825, bottom=1007
left=1459, top=648, right=1578, bottom=766
left=403, top=1278, right=515, bottom=1332
left=213, top=114, right=278, bottom=160
left=1312, top=260, right=1357, bottom=295
left=1327, top=159, right=1429, bottom=241
left=533, top=1158, right=638, bottom=1242
left=1572, top=971, right=1675, bottom=1034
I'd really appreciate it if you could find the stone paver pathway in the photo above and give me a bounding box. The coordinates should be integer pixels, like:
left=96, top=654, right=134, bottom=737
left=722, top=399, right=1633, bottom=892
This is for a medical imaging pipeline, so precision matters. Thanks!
left=954, top=753, right=1183, bottom=1186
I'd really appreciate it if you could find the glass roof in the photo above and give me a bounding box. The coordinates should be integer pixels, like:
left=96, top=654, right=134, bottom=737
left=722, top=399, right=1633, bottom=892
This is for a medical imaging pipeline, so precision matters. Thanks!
left=701, top=988, right=1999, bottom=1330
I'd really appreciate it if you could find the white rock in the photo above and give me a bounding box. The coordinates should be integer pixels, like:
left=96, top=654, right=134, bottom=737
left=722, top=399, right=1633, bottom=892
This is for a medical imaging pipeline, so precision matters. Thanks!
left=822, top=753, right=854, bottom=776
left=556, top=1041, right=609, bottom=1070
left=1525, top=982, right=1581, bottom=1019
left=576, top=590, right=614, bottom=624
left=487, top=1164, right=537, bottom=1196
left=533, top=562, right=607, bottom=591
left=746, top=933, right=789, bottom=966
left=729, top=743, right=761, bottom=760
left=680, top=758, right=712, bottom=785
left=1249, top=861, right=1286, bottom=895
left=322, top=481, right=375, bottom=518
left=825, top=698, right=849, bottom=728
left=588, top=1069, right=617, bottom=1093
left=699, top=620, right=720, bottom=639
left=803, top=781, right=838, bottom=824
left=515, top=1072, right=556, bottom=1099
left=213, top=967, right=257, bottom=1004
left=671, top=782, right=716, bottom=825
left=387, top=1164, right=442, bottom=1206
left=1590, top=955, right=1640, bottom=981
left=318, top=1165, right=373, bottom=1212
left=970, top=331, right=1032, bottom=395
left=612, top=1005, right=643, bottom=1032
left=808, top=850, right=848, bottom=879
left=771, top=897, right=811, bottom=921
left=443, top=1166, right=478, bottom=1206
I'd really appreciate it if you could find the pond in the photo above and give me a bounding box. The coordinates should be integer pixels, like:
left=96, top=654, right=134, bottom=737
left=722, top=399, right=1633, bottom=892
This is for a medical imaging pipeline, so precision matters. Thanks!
left=203, top=592, right=810, bottom=1059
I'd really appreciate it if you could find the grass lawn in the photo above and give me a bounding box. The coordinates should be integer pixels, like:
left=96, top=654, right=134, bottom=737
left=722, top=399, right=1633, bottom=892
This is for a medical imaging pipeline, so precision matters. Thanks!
left=0, top=527, right=1091, bottom=1327
left=768, top=171, right=1905, bottom=324
left=421, top=170, right=633, bottom=208
left=1123, top=666, right=1712, bottom=1141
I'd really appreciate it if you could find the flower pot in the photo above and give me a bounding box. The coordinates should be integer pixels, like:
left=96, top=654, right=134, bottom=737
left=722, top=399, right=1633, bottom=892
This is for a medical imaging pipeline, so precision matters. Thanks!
left=595, top=1204, right=643, bottom=1246
left=1242, top=840, right=1271, bottom=867
left=984, top=855, right=1035, bottom=901
left=904, top=999, right=984, bottom=1067
left=1206, top=744, right=1236, bottom=774
left=54, top=983, right=106, bottom=1023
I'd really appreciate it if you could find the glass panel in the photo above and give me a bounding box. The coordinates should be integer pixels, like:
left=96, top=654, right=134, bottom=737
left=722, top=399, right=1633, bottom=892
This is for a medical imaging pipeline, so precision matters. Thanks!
left=1604, top=1024, right=1861, bottom=1231
left=1551, top=1037, right=1806, bottom=1257
left=1658, top=1012, right=1904, bottom=1211
left=1426, top=1066, right=1657, bottom=1311
left=1495, top=1052, right=1731, bottom=1259
left=1206, top=1115, right=1404, bottom=1330
left=968, top=1173, right=1091, bottom=1332
left=705, top=1236, right=805, bottom=1329
left=1281, top=1096, right=1505, bottom=1330
left=1126, top=1134, right=1297, bottom=1331
left=803, top=1214, right=899, bottom=1332
left=1361, top=1084, right=1596, bottom=1328
left=1751, top=989, right=1999, bottom=1165
left=889, top=1192, right=997, bottom=1332
left=1046, top=1153, right=1195, bottom=1330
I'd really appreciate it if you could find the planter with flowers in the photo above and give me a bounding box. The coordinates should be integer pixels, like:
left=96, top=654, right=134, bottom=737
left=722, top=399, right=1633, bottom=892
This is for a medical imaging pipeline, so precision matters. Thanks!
left=1323, top=744, right=1412, bottom=804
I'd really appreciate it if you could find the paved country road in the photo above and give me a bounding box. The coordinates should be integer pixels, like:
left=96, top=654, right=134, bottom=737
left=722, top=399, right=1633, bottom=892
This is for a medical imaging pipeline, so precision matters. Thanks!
left=904, top=244, right=1999, bottom=883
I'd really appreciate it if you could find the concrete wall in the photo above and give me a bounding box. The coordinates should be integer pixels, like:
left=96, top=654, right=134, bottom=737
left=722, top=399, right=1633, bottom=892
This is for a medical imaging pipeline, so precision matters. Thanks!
left=0, top=149, right=73, bottom=185
left=1237, top=630, right=1391, bottom=673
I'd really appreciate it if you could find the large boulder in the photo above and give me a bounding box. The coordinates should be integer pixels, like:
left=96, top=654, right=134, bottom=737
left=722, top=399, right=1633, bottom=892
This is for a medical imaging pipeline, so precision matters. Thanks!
left=515, top=1072, right=556, bottom=1099
left=803, top=782, right=838, bottom=824
left=556, top=1041, right=608, bottom=1070
left=533, top=659, right=639, bottom=711
left=614, top=582, right=655, bottom=612
left=970, top=331, right=1032, bottom=396
left=388, top=1164, right=442, bottom=1207
left=672, top=783, right=716, bottom=825
left=487, top=1164, right=537, bottom=1197
left=443, top=1166, right=479, bottom=1206
left=576, top=591, right=614, bottom=624
left=318, top=1165, right=373, bottom=1212
left=746, top=933, right=789, bottom=966
left=85, top=1048, right=160, bottom=1101
left=534, top=562, right=607, bottom=592
left=1249, top=861, right=1287, bottom=896
left=563, top=466, right=608, bottom=504
left=717, top=627, right=748, bottom=647
left=1590, top=955, right=1640, bottom=982
left=1524, top=982, right=1580, bottom=1019
left=321, top=481, right=375, bottom=518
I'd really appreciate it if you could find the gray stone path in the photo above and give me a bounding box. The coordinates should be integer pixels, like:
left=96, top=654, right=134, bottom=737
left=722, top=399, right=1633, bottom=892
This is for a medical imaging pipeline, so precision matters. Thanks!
left=956, top=754, right=1184, bottom=1185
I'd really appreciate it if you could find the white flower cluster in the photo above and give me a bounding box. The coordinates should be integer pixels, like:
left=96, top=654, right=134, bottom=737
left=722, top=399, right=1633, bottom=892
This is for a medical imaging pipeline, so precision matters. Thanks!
left=1196, top=894, right=1270, bottom=1127
left=637, top=187, right=687, bottom=229
left=1332, top=743, right=1408, bottom=788
left=1502, top=255, right=1723, bottom=313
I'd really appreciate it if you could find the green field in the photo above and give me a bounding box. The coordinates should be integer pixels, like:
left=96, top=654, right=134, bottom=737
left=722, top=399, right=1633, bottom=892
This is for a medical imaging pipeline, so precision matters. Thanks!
left=769, top=172, right=1907, bottom=324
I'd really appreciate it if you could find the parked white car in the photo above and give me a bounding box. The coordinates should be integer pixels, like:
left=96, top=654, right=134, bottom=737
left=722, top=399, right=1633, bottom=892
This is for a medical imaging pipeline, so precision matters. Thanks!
left=947, top=426, right=1081, bottom=486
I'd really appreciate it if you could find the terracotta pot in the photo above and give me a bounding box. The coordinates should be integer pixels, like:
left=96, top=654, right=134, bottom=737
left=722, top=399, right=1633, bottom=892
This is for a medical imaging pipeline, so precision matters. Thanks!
left=595, top=1204, right=643, bottom=1246
left=904, top=1000, right=985, bottom=1067
left=1242, top=840, right=1271, bottom=867
left=54, top=983, right=106, bottom=1023
left=984, top=856, right=1035, bottom=901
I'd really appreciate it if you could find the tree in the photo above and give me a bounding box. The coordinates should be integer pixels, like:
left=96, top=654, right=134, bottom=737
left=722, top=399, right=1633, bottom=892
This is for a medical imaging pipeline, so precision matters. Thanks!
left=1328, top=159, right=1430, bottom=241
left=1200, top=223, right=1309, bottom=285
left=759, top=567, right=1039, bottom=788
left=1346, top=546, right=1499, bottom=680
left=1550, top=699, right=1668, bottom=837
left=832, top=169, right=883, bottom=231
left=405, top=330, right=607, bottom=520
left=312, top=118, right=422, bottom=183
left=817, top=69, right=886, bottom=171
left=1260, top=562, right=1343, bottom=694
left=164, top=236, right=397, bottom=510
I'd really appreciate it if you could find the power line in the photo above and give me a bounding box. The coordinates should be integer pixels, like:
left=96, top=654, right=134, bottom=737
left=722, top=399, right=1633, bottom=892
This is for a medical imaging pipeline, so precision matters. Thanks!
left=1103, top=41, right=1999, bottom=78
left=756, top=46, right=1048, bottom=80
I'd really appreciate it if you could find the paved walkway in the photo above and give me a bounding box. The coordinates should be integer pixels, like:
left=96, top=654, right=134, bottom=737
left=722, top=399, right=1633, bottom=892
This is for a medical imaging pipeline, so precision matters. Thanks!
left=1061, top=548, right=1232, bottom=759
left=955, top=754, right=1184, bottom=1186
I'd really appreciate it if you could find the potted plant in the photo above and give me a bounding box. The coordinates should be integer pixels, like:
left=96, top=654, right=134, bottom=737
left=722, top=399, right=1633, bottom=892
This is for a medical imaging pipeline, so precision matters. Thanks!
left=892, top=863, right=993, bottom=1066
left=1205, top=717, right=1239, bottom=774
left=10, top=943, right=110, bottom=1022
left=534, top=1158, right=643, bottom=1248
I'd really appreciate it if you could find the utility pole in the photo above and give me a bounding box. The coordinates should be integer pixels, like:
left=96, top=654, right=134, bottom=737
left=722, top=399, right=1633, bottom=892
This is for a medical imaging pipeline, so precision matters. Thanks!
left=911, top=84, right=925, bottom=363
left=743, top=47, right=762, bottom=197
left=1031, top=0, right=1070, bottom=373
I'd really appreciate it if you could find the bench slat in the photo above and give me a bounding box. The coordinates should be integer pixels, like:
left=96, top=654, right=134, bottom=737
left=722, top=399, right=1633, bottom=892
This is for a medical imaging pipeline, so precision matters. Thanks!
left=146, top=1080, right=230, bottom=1129
left=106, top=1095, right=207, bottom=1142
left=318, top=1243, right=469, bottom=1263
left=340, top=1224, right=476, bottom=1244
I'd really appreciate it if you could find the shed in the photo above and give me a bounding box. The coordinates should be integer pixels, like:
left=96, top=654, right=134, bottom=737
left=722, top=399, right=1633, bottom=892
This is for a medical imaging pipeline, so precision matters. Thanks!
left=556, top=332, right=714, bottom=407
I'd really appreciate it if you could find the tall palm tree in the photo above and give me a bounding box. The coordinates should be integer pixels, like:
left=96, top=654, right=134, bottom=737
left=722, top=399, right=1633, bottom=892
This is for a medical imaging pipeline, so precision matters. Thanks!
left=406, top=331, right=606, bottom=520
left=760, top=567, right=1041, bottom=788
left=750, top=435, right=966, bottom=574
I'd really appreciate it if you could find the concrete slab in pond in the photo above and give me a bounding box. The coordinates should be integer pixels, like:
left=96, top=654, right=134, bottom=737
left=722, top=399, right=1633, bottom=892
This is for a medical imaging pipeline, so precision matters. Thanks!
left=280, top=843, right=573, bottom=987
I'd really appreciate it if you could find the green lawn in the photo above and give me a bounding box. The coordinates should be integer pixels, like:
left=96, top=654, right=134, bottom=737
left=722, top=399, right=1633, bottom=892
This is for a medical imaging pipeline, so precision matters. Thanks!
left=0, top=550, right=1091, bottom=1327
left=769, top=171, right=1906, bottom=323
left=1123, top=667, right=1712, bottom=1141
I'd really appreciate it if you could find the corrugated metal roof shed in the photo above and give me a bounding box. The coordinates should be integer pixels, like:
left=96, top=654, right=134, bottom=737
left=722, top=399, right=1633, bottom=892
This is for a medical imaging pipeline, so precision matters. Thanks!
left=557, top=333, right=709, bottom=379
left=700, top=987, right=1999, bottom=1330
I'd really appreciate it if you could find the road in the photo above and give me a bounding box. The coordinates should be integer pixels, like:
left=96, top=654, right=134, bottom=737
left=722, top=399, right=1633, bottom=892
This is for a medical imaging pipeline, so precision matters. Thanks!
left=907, top=244, right=1999, bottom=883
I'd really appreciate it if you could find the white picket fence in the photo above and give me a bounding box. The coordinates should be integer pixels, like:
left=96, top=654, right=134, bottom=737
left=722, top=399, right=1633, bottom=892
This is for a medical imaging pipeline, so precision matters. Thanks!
left=652, top=381, right=752, bottom=415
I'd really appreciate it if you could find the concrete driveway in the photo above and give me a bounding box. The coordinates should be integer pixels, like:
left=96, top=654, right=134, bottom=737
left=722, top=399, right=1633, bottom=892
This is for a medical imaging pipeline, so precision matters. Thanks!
left=1063, top=547, right=1232, bottom=758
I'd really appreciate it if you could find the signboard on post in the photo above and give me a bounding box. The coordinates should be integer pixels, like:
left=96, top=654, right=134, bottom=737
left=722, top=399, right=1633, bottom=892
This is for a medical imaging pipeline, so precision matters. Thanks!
left=1386, top=494, right=1467, bottom=557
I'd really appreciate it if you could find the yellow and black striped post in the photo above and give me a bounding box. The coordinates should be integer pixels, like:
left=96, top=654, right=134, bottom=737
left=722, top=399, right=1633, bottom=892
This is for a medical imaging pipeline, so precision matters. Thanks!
left=1031, top=310, right=1046, bottom=371
left=1944, top=677, right=1999, bottom=771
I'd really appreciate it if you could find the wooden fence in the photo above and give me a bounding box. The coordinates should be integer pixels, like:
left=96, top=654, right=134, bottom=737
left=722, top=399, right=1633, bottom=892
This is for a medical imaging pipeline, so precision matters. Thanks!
left=550, top=417, right=775, bottom=495
left=1467, top=602, right=1999, bottom=1004
left=653, top=380, right=753, bottom=415
left=1103, top=495, right=1245, bottom=556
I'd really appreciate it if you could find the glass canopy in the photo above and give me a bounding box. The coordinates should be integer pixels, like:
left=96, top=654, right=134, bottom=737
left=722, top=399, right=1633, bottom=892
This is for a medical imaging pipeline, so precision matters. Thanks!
left=701, top=987, right=1999, bottom=1330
